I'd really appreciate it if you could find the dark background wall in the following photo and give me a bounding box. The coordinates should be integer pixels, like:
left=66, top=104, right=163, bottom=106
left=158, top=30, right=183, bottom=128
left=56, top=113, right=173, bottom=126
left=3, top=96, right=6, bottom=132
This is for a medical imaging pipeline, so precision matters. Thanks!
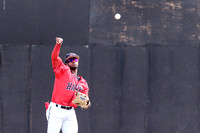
left=0, top=0, right=200, bottom=133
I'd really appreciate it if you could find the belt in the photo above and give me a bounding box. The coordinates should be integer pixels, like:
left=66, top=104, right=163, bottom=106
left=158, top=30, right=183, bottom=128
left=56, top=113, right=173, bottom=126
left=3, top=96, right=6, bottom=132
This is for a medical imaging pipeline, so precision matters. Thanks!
left=56, top=104, right=72, bottom=110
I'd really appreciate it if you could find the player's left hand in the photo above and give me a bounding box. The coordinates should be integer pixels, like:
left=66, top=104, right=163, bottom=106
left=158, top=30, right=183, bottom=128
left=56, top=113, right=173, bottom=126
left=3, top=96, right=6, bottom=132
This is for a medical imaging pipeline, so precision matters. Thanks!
left=72, top=92, right=91, bottom=109
left=83, top=100, right=91, bottom=109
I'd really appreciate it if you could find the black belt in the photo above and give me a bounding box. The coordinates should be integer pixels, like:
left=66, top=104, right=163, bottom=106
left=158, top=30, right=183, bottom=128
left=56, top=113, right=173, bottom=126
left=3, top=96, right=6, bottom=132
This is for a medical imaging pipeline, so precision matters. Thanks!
left=56, top=104, right=72, bottom=110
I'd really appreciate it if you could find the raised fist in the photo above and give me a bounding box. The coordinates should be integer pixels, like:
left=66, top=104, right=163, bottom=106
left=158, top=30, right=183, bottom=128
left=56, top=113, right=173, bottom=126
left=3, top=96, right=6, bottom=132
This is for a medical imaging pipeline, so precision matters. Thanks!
left=56, top=37, right=63, bottom=45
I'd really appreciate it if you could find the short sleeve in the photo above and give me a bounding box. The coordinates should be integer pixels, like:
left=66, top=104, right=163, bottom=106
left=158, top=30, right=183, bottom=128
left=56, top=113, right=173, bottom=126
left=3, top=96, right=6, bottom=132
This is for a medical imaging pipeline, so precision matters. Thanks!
left=53, top=62, right=66, bottom=78
left=82, top=80, right=89, bottom=96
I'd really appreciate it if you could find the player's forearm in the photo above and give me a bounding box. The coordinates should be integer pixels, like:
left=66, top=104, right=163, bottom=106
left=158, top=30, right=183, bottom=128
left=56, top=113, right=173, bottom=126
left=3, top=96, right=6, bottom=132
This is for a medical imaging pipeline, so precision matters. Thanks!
left=51, top=37, right=64, bottom=68
left=51, top=44, right=61, bottom=60
left=51, top=37, right=63, bottom=60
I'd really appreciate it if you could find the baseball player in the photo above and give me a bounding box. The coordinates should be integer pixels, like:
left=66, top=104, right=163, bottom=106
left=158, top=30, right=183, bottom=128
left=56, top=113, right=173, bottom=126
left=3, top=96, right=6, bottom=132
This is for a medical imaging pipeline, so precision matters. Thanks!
left=46, top=37, right=90, bottom=133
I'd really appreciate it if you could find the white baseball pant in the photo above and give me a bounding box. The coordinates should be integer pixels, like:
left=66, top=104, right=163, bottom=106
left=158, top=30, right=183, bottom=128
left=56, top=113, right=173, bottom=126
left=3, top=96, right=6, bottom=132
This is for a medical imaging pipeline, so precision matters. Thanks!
left=46, top=102, right=78, bottom=133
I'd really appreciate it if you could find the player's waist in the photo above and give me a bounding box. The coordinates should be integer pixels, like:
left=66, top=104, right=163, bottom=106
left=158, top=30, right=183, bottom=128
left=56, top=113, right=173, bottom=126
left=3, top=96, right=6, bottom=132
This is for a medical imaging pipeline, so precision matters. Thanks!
left=50, top=102, right=73, bottom=110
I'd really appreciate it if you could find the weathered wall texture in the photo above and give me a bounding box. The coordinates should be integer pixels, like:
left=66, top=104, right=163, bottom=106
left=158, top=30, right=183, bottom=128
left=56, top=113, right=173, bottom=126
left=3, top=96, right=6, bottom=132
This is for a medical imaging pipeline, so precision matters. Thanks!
left=90, top=0, right=200, bottom=46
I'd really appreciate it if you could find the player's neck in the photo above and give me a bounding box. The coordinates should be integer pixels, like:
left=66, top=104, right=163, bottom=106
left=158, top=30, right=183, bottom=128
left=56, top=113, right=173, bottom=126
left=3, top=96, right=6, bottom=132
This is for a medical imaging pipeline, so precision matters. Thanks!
left=71, top=69, right=78, bottom=76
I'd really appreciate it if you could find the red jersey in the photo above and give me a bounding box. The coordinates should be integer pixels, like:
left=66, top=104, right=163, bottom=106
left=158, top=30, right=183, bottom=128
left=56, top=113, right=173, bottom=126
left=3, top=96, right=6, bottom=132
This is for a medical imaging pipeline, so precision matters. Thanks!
left=51, top=44, right=89, bottom=108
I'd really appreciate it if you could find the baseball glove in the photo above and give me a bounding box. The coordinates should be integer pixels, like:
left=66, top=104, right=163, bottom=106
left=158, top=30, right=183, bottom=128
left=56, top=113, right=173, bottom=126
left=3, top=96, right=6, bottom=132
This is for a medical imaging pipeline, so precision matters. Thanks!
left=72, top=92, right=90, bottom=109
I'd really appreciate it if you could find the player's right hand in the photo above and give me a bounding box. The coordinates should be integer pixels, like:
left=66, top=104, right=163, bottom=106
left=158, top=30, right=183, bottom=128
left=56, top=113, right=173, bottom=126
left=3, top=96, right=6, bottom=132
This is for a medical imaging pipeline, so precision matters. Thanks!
left=56, top=37, right=63, bottom=45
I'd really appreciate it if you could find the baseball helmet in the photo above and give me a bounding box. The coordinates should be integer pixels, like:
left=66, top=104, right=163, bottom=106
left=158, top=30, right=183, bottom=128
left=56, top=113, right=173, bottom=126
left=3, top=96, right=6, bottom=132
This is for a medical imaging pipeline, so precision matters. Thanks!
left=65, top=53, right=80, bottom=63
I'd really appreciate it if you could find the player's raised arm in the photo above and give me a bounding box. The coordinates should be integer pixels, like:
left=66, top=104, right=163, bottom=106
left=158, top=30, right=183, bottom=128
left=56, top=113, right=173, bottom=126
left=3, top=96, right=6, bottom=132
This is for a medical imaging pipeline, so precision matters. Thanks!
left=51, top=37, right=63, bottom=69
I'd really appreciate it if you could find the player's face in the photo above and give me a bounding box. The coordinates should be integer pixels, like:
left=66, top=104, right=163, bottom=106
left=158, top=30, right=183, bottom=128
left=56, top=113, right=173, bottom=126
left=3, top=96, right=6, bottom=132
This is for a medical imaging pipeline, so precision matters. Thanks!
left=66, top=58, right=79, bottom=68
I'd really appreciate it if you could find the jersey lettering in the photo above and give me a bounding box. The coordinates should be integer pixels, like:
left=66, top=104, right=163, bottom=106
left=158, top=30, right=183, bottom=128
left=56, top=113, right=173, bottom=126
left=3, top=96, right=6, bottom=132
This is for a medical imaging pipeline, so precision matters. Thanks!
left=76, top=85, right=84, bottom=92
left=66, top=82, right=72, bottom=90
left=66, top=82, right=84, bottom=92
left=71, top=84, right=76, bottom=91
